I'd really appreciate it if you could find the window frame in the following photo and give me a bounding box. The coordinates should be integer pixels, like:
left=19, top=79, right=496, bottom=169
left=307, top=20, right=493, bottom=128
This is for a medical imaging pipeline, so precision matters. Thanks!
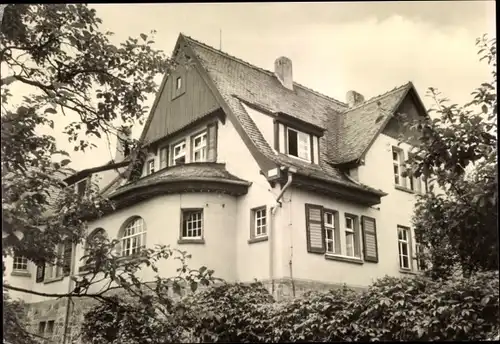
left=191, top=130, right=208, bottom=162
left=172, top=139, right=187, bottom=166
left=12, top=255, right=28, bottom=271
left=45, top=244, right=65, bottom=280
left=176, top=76, right=182, bottom=90
left=286, top=127, right=311, bottom=162
left=392, top=146, right=405, bottom=187
left=324, top=211, right=336, bottom=254
left=75, top=178, right=89, bottom=196
left=253, top=207, right=267, bottom=238
left=147, top=159, right=155, bottom=175
left=398, top=226, right=411, bottom=270
left=344, top=215, right=356, bottom=258
left=181, top=208, right=204, bottom=240
left=159, top=146, right=169, bottom=169
left=120, top=217, right=147, bottom=257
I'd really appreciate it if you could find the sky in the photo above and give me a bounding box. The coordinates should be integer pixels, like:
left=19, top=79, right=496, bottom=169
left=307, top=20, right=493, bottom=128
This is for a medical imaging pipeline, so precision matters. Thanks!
left=4, top=1, right=497, bottom=171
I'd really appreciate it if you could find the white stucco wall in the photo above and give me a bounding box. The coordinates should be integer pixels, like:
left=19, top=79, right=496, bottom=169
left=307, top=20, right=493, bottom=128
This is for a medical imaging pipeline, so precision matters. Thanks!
left=217, top=118, right=279, bottom=282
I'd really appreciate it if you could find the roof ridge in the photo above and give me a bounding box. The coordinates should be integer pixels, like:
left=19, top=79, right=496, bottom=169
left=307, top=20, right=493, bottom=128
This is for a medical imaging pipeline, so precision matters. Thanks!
left=180, top=33, right=347, bottom=107
left=343, top=82, right=412, bottom=113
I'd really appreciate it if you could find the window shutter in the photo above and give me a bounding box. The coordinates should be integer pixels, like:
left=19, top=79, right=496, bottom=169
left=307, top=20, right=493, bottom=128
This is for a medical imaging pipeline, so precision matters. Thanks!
left=206, top=122, right=218, bottom=162
left=36, top=264, right=45, bottom=283
left=361, top=216, right=379, bottom=263
left=353, top=216, right=361, bottom=258
left=305, top=204, right=325, bottom=254
left=63, top=242, right=73, bottom=276
left=160, top=147, right=169, bottom=169
left=333, top=211, right=341, bottom=254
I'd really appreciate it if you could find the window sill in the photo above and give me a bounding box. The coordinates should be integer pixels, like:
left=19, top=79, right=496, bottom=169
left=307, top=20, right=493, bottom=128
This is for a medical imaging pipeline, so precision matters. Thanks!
left=399, top=269, right=422, bottom=276
left=248, top=236, right=268, bottom=244
left=11, top=270, right=31, bottom=277
left=44, top=276, right=65, bottom=284
left=286, top=153, right=313, bottom=164
left=394, top=185, right=415, bottom=194
left=325, top=254, right=364, bottom=265
left=177, top=238, right=205, bottom=245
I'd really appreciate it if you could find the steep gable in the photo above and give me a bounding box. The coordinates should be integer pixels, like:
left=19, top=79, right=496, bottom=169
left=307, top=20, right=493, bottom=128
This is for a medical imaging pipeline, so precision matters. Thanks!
left=141, top=43, right=221, bottom=145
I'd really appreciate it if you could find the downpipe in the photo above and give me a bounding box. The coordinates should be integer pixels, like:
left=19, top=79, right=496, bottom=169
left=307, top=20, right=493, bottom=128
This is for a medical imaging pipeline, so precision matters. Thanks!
left=269, top=168, right=294, bottom=296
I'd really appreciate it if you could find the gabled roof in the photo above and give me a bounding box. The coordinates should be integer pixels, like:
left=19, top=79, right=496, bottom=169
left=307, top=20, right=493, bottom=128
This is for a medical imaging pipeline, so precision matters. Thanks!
left=179, top=34, right=387, bottom=196
left=332, top=82, right=419, bottom=164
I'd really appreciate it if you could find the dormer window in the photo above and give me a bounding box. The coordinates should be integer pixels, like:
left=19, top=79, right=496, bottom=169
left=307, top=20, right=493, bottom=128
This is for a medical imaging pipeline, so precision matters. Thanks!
left=172, top=140, right=186, bottom=165
left=287, top=127, right=311, bottom=161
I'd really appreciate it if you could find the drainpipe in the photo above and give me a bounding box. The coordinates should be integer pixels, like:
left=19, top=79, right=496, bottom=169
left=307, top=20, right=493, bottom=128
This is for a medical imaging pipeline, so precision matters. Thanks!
left=269, top=167, right=295, bottom=296
left=62, top=241, right=78, bottom=344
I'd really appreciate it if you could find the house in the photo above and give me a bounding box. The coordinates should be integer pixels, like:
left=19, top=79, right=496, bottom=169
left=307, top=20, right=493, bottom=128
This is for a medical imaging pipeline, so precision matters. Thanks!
left=6, top=32, right=429, bottom=340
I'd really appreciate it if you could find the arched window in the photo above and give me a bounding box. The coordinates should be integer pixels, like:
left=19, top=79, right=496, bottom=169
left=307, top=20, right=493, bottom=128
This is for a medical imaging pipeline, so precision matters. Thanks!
left=119, top=217, right=146, bottom=257
left=85, top=228, right=108, bottom=255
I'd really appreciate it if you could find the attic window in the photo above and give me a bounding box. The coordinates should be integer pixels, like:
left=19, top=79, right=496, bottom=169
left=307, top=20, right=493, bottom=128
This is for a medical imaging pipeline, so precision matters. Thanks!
left=147, top=159, right=155, bottom=175
left=287, top=127, right=311, bottom=161
left=172, top=140, right=186, bottom=165
left=76, top=178, right=88, bottom=196
left=176, top=77, right=182, bottom=90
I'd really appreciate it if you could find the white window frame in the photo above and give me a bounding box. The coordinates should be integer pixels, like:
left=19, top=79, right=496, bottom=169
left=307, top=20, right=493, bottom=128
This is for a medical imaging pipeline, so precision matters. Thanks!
left=172, top=140, right=186, bottom=166
left=176, top=76, right=182, bottom=90
left=398, top=226, right=411, bottom=270
left=147, top=159, right=155, bottom=175
left=287, top=127, right=311, bottom=161
left=345, top=216, right=356, bottom=257
left=13, top=255, right=28, bottom=271
left=45, top=244, right=64, bottom=280
left=120, top=218, right=146, bottom=257
left=392, top=147, right=405, bottom=187
left=181, top=209, right=203, bottom=239
left=324, top=211, right=336, bottom=254
left=254, top=207, right=267, bottom=237
left=192, top=131, right=207, bottom=162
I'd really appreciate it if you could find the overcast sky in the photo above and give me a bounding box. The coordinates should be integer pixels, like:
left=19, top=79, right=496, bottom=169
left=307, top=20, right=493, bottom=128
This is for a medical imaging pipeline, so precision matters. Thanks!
left=7, top=1, right=497, bottom=171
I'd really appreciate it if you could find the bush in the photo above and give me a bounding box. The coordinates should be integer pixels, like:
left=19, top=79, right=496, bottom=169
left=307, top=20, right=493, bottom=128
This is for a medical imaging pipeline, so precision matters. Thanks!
left=81, top=271, right=500, bottom=343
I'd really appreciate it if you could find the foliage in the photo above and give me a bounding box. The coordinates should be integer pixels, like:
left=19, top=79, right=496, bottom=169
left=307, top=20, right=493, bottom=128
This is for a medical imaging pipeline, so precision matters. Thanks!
left=81, top=271, right=500, bottom=343
left=401, top=34, right=498, bottom=277
left=2, top=293, right=38, bottom=344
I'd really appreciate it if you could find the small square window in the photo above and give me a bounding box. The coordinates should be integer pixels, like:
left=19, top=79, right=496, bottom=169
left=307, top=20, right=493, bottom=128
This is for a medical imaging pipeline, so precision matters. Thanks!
left=176, top=77, right=182, bottom=90
left=13, top=255, right=28, bottom=271
left=181, top=209, right=203, bottom=239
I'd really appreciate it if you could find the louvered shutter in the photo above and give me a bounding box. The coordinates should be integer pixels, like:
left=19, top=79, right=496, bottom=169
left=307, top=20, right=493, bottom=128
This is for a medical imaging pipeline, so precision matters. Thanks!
left=305, top=204, right=326, bottom=254
left=63, top=242, right=73, bottom=276
left=206, top=122, right=218, bottom=162
left=160, top=147, right=169, bottom=169
left=361, top=216, right=379, bottom=263
left=36, top=264, right=45, bottom=283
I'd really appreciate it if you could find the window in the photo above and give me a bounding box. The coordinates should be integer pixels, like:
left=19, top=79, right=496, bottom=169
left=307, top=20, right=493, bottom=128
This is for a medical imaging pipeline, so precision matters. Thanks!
left=345, top=216, right=356, bottom=257
left=85, top=228, right=107, bottom=256
left=120, top=217, right=146, bottom=257
left=76, top=178, right=88, bottom=196
left=253, top=207, right=267, bottom=237
left=45, top=242, right=71, bottom=280
left=176, top=77, right=182, bottom=90
left=287, top=127, right=311, bottom=161
left=147, top=159, right=155, bottom=175
left=324, top=211, right=336, bottom=253
left=192, top=131, right=207, bottom=162
left=38, top=321, right=46, bottom=336
left=46, top=320, right=55, bottom=337
left=12, top=255, right=28, bottom=271
left=172, top=140, right=186, bottom=165
left=181, top=209, right=203, bottom=239
left=398, top=226, right=411, bottom=270
left=415, top=243, right=426, bottom=271
left=392, top=147, right=404, bottom=186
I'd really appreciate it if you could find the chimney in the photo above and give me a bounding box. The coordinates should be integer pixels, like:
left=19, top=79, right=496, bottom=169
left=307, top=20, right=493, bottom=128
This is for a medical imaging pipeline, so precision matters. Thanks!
left=115, top=126, right=132, bottom=162
left=274, top=56, right=293, bottom=90
left=346, top=90, right=365, bottom=108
